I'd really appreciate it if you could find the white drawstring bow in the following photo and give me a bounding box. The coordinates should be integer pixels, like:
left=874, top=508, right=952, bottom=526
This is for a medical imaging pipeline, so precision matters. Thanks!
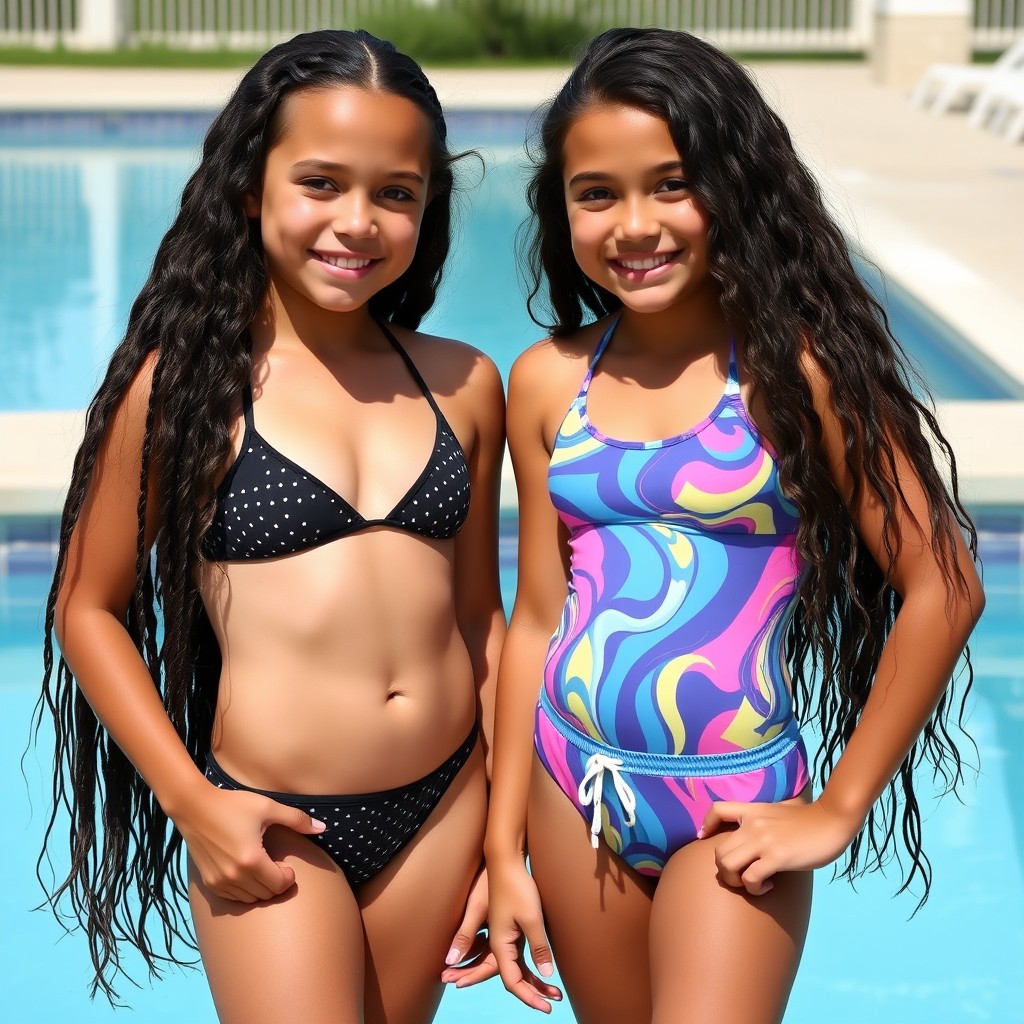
left=577, top=753, right=637, bottom=849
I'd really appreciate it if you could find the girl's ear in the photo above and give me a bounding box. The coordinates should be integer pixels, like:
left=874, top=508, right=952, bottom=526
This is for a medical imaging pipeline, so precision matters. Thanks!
left=244, top=191, right=261, bottom=218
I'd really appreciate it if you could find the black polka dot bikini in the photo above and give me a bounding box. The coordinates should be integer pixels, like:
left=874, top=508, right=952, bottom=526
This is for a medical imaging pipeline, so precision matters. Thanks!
left=202, top=321, right=471, bottom=562
left=204, top=727, right=477, bottom=886
left=200, top=321, right=476, bottom=885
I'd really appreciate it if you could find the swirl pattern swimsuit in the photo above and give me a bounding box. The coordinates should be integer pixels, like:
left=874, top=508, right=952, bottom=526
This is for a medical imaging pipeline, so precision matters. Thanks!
left=535, top=319, right=809, bottom=875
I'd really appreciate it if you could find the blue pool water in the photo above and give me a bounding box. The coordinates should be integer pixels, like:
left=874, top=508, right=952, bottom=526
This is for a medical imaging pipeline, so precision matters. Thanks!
left=2, top=111, right=1023, bottom=1021
left=2, top=515, right=1023, bottom=1022
left=0, top=110, right=1022, bottom=410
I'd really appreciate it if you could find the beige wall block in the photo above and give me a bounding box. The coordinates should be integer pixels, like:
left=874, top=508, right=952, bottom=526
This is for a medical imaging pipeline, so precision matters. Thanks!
left=872, top=14, right=972, bottom=87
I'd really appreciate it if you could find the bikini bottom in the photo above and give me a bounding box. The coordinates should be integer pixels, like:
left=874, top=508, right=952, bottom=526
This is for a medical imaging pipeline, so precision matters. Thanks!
left=534, top=691, right=808, bottom=877
left=204, top=723, right=478, bottom=887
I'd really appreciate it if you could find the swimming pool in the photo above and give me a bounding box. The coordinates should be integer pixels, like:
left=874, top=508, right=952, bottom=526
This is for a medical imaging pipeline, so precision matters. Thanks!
left=3, top=513, right=1023, bottom=1022
left=2, top=112, right=1023, bottom=1022
left=1, top=109, right=1022, bottom=410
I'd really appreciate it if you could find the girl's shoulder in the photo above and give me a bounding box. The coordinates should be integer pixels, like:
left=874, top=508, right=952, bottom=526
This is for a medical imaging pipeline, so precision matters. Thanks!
left=388, top=327, right=504, bottom=446
left=794, top=340, right=842, bottom=438
left=390, top=325, right=502, bottom=396
left=509, top=320, right=610, bottom=402
left=112, top=348, right=161, bottom=439
left=507, top=320, right=612, bottom=443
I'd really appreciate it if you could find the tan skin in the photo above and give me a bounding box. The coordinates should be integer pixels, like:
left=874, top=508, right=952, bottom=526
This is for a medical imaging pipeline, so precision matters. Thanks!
left=54, top=87, right=505, bottom=1024
left=484, top=104, right=985, bottom=1023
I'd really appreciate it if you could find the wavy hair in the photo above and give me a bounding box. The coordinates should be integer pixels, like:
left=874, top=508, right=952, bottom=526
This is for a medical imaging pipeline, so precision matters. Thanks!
left=35, top=29, right=460, bottom=1001
left=523, top=27, right=978, bottom=905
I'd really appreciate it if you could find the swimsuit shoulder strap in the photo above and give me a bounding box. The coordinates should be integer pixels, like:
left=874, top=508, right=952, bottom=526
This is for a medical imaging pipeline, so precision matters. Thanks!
left=241, top=379, right=256, bottom=430
left=375, top=319, right=444, bottom=419
left=724, top=336, right=741, bottom=397
left=578, top=316, right=620, bottom=398
left=240, top=334, right=256, bottom=430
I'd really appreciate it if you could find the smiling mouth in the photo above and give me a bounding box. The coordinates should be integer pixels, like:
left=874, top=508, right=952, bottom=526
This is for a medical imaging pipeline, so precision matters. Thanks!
left=314, top=252, right=377, bottom=269
left=613, top=252, right=678, bottom=271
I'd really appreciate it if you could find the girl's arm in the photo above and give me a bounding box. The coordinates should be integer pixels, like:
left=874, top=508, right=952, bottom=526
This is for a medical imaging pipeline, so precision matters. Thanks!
left=55, top=357, right=324, bottom=903
left=452, top=351, right=507, bottom=774
left=442, top=349, right=508, bottom=984
left=484, top=344, right=572, bottom=1012
left=703, top=351, right=985, bottom=894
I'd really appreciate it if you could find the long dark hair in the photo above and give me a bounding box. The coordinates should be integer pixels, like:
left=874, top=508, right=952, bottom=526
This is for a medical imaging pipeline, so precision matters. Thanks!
left=35, top=29, right=459, bottom=1001
left=524, top=27, right=978, bottom=904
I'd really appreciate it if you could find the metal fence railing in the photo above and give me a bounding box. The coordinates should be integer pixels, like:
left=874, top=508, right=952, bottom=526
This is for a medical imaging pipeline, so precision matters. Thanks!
left=125, top=0, right=869, bottom=52
left=0, top=0, right=77, bottom=46
left=586, top=0, right=868, bottom=50
left=973, top=0, right=1024, bottom=48
left=131, top=0, right=406, bottom=48
left=0, top=0, right=1021, bottom=52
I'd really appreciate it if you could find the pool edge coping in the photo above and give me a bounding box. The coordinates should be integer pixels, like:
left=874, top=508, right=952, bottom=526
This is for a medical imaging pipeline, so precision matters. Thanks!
left=2, top=403, right=1023, bottom=515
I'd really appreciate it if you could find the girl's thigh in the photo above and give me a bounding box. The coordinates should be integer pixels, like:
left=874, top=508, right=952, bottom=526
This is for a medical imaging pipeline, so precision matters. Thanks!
left=358, top=742, right=488, bottom=1024
left=649, top=835, right=813, bottom=1024
left=189, top=831, right=365, bottom=1024
left=527, top=752, right=656, bottom=1024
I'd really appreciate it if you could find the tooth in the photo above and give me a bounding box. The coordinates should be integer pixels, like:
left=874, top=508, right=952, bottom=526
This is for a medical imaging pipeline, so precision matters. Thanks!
left=620, top=254, right=670, bottom=270
left=323, top=255, right=371, bottom=269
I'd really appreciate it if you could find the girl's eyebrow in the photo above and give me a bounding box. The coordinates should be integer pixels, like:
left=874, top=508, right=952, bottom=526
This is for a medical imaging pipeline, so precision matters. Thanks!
left=291, top=158, right=425, bottom=184
left=566, top=160, right=686, bottom=188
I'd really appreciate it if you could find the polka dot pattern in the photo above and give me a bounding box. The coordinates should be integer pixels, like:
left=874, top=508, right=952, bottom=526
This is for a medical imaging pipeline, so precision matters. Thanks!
left=204, top=725, right=477, bottom=886
left=202, top=327, right=471, bottom=562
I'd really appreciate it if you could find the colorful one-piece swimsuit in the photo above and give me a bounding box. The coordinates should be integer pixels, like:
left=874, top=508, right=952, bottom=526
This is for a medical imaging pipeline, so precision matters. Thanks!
left=535, top=319, right=810, bottom=876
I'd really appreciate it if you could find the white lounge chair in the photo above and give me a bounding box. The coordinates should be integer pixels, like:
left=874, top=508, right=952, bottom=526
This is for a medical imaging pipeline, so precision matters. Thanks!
left=981, top=76, right=1024, bottom=142
left=912, top=35, right=1024, bottom=115
left=967, top=69, right=1024, bottom=141
left=1003, top=100, right=1024, bottom=143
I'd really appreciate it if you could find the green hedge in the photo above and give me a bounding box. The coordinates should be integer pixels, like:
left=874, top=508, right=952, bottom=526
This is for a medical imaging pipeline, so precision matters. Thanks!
left=362, top=1, right=589, bottom=62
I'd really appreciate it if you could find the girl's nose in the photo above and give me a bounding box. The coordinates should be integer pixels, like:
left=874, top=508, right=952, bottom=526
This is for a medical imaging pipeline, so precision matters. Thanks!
left=613, top=196, right=659, bottom=243
left=334, top=192, right=377, bottom=239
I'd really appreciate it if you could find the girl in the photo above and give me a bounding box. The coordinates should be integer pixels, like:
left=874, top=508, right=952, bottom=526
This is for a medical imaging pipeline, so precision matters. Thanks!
left=37, top=30, right=505, bottom=1024
left=486, top=27, right=984, bottom=1024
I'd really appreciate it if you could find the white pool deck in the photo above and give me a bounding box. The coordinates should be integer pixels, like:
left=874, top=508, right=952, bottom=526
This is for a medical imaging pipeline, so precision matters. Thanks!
left=0, top=62, right=1022, bottom=514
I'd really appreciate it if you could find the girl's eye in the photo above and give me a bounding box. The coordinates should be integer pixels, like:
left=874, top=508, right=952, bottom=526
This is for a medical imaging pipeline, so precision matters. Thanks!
left=300, top=177, right=337, bottom=193
left=380, top=186, right=416, bottom=202
left=657, top=178, right=691, bottom=194
left=577, top=187, right=615, bottom=204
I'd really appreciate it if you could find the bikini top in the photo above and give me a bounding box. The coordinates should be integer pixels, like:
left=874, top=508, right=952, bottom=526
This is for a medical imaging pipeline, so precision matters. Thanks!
left=202, top=324, right=470, bottom=562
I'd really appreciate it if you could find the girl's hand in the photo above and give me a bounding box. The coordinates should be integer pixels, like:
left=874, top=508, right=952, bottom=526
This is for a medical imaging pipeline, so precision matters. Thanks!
left=176, top=782, right=326, bottom=903
left=487, top=857, right=562, bottom=1013
left=700, top=798, right=862, bottom=896
left=441, top=864, right=498, bottom=988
